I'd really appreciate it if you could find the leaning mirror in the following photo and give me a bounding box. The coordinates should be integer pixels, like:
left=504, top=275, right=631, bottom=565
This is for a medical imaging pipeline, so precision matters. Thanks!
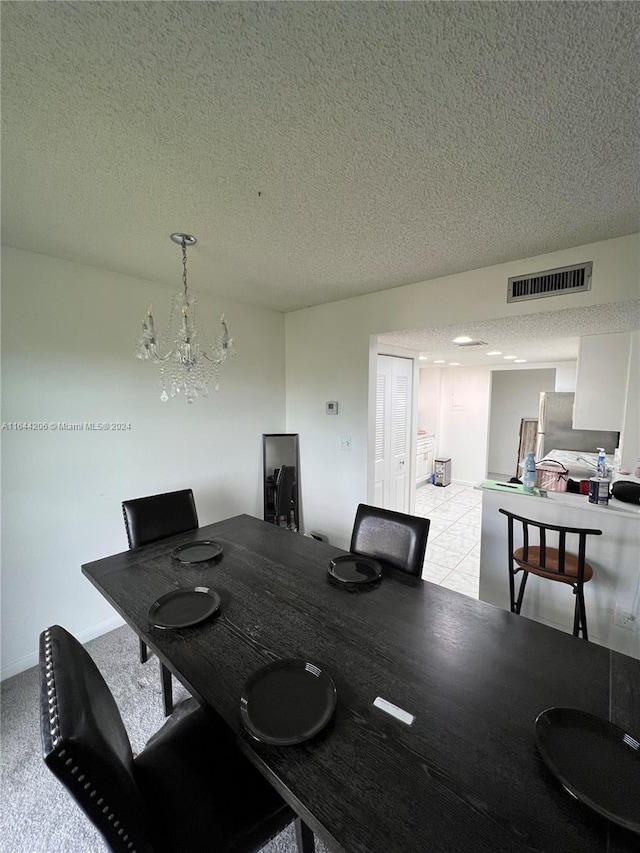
left=262, top=434, right=300, bottom=531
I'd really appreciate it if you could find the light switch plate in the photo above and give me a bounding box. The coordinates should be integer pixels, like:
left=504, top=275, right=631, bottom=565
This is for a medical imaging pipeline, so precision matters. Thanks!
left=326, top=401, right=338, bottom=415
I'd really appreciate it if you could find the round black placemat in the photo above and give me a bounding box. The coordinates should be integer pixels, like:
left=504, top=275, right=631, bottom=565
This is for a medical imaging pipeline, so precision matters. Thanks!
left=148, top=587, right=221, bottom=628
left=240, top=658, right=337, bottom=745
left=327, top=554, right=382, bottom=584
left=171, top=540, right=223, bottom=563
left=535, top=707, right=640, bottom=834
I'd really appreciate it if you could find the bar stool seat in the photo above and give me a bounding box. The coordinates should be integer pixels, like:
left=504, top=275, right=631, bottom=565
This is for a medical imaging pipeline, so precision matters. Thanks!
left=513, top=546, right=595, bottom=584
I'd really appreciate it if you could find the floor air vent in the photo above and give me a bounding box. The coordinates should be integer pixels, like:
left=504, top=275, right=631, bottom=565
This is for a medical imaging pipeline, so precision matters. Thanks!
left=507, top=262, right=592, bottom=303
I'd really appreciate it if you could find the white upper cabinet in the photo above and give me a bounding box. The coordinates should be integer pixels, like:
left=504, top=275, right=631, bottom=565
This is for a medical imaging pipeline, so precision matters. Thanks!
left=572, top=333, right=631, bottom=431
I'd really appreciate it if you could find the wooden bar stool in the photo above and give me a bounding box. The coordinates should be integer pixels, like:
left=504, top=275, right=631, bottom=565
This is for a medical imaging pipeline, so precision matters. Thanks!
left=498, top=508, right=602, bottom=640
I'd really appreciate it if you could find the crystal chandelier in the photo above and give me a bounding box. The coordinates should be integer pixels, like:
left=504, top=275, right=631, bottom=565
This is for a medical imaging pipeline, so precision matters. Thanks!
left=135, top=233, right=236, bottom=403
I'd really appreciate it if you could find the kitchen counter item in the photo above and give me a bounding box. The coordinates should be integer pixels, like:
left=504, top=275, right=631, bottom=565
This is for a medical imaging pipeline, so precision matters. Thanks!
left=589, top=478, right=610, bottom=506
left=611, top=481, right=640, bottom=505
left=523, top=452, right=536, bottom=492
left=536, top=460, right=569, bottom=492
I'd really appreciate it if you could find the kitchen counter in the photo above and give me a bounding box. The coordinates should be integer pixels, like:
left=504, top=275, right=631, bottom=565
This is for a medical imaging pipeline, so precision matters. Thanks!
left=477, top=478, right=640, bottom=518
left=541, top=448, right=612, bottom=480
left=477, top=482, right=640, bottom=660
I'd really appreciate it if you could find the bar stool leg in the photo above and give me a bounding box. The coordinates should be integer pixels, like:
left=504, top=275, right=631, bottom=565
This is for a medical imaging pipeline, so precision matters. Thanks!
left=575, top=585, right=589, bottom=640
left=514, top=571, right=529, bottom=614
left=572, top=590, right=581, bottom=637
left=508, top=563, right=516, bottom=612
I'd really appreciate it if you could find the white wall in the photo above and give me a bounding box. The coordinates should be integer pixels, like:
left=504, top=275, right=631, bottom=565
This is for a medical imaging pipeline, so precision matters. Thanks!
left=1, top=247, right=286, bottom=678
left=418, top=368, right=441, bottom=435
left=286, top=234, right=640, bottom=549
left=421, top=363, right=569, bottom=483
left=436, top=366, right=491, bottom=485
left=621, top=330, right=640, bottom=474
left=487, top=368, right=557, bottom=478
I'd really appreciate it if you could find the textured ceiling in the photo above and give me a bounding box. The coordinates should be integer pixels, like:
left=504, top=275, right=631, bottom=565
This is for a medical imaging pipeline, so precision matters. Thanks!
left=378, top=300, right=640, bottom=367
left=1, top=1, right=639, bottom=312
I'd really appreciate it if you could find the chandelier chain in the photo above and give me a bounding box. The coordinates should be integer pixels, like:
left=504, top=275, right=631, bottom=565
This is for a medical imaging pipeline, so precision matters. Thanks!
left=182, top=239, right=188, bottom=295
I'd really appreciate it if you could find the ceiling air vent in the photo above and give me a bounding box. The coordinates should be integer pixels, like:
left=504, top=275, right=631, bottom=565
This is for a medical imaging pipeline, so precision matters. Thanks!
left=507, top=262, right=592, bottom=303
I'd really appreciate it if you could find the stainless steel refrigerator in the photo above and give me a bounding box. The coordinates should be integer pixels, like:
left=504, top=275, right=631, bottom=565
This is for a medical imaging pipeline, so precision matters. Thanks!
left=535, top=392, right=619, bottom=459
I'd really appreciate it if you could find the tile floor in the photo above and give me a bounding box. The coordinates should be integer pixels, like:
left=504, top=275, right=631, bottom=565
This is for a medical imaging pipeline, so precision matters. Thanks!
left=414, top=482, right=481, bottom=599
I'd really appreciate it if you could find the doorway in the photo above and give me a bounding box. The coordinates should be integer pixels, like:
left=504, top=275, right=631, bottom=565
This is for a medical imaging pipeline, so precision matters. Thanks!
left=373, top=355, right=413, bottom=512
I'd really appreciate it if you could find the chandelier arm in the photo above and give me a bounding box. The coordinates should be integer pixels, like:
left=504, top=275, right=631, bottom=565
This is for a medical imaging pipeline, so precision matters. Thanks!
left=143, top=348, right=175, bottom=364
left=200, top=350, right=227, bottom=366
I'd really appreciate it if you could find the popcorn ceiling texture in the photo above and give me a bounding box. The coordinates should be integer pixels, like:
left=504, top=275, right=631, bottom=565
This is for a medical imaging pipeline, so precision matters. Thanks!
left=1, top=1, right=639, bottom=311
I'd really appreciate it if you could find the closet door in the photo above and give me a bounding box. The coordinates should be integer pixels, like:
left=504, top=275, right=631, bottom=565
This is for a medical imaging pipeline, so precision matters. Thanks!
left=374, top=355, right=412, bottom=511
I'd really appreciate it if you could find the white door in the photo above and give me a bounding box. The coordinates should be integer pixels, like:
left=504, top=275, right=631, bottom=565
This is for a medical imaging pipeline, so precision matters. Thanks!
left=374, top=355, right=413, bottom=511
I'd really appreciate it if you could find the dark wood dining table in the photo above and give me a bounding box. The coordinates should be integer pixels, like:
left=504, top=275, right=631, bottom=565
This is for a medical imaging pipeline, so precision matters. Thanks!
left=82, top=514, right=640, bottom=853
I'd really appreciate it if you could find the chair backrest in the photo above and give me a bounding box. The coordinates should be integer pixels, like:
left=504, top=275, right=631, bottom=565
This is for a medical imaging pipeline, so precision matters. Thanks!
left=122, top=489, right=198, bottom=549
left=39, top=626, right=154, bottom=853
left=275, top=465, right=296, bottom=519
left=350, top=504, right=430, bottom=577
left=498, top=508, right=602, bottom=576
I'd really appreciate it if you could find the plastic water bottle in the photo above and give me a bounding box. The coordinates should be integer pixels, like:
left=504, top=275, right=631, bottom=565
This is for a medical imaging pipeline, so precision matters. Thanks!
left=613, top=447, right=621, bottom=474
left=523, top=452, right=536, bottom=492
left=596, top=448, right=607, bottom=479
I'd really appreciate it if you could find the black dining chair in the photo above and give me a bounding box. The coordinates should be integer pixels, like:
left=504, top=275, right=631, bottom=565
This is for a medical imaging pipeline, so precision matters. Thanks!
left=122, top=488, right=198, bottom=715
left=498, top=508, right=602, bottom=639
left=274, top=465, right=298, bottom=530
left=350, top=504, right=430, bottom=577
left=39, top=625, right=314, bottom=853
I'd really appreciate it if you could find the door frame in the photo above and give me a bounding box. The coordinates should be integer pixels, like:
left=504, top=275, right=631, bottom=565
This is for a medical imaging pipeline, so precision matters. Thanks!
left=366, top=338, right=420, bottom=514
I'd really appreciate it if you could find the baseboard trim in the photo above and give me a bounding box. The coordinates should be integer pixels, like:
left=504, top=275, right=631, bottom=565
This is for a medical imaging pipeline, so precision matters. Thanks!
left=1, top=614, right=125, bottom=681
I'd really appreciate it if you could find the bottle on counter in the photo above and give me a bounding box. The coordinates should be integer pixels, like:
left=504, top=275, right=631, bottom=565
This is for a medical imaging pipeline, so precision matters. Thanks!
left=596, top=447, right=607, bottom=479
left=613, top=447, right=621, bottom=474
left=523, top=452, right=536, bottom=492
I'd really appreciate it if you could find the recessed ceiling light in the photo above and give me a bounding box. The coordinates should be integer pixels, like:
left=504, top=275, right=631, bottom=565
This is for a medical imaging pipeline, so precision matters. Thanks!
left=504, top=355, right=518, bottom=360
left=418, top=355, right=429, bottom=361
left=449, top=362, right=460, bottom=366
left=453, top=338, right=487, bottom=347
left=433, top=359, right=445, bottom=364
left=514, top=359, right=527, bottom=363
left=487, top=351, right=502, bottom=356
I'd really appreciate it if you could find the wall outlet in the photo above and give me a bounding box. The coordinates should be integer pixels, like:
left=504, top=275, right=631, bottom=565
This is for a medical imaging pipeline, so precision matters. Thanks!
left=339, top=435, right=351, bottom=451
left=614, top=605, right=636, bottom=631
